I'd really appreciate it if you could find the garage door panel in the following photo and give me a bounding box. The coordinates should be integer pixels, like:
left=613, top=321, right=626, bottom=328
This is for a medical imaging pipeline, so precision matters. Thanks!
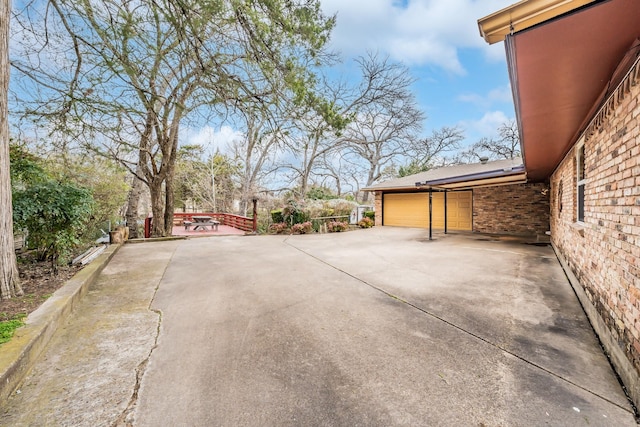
left=383, top=194, right=429, bottom=228
left=383, top=191, right=472, bottom=231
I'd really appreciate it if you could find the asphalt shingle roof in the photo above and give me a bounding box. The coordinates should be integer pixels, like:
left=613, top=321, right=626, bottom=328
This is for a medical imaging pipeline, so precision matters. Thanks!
left=364, top=157, right=524, bottom=191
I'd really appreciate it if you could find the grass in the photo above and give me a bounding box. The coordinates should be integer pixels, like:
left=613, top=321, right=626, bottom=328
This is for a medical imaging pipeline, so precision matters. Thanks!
left=0, top=314, right=27, bottom=345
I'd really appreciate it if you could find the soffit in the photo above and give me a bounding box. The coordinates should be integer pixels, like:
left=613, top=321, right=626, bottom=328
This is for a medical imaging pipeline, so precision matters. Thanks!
left=507, top=0, right=640, bottom=181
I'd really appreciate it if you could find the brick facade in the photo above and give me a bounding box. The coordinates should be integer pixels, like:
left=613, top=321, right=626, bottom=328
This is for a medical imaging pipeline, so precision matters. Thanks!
left=374, top=191, right=383, bottom=227
left=473, top=183, right=550, bottom=235
left=550, top=69, right=640, bottom=399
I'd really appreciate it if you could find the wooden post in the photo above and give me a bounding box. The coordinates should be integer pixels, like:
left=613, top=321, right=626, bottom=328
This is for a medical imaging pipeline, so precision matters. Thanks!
left=144, top=217, right=152, bottom=238
left=444, top=190, right=448, bottom=234
left=428, top=189, right=433, bottom=241
left=252, top=197, right=258, bottom=233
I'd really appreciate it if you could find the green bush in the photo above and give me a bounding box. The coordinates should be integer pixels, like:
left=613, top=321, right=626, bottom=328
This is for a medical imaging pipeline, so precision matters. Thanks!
left=307, top=186, right=337, bottom=200
left=282, top=199, right=309, bottom=225
left=363, top=210, right=375, bottom=220
left=10, top=144, right=128, bottom=247
left=13, top=181, right=94, bottom=267
left=270, top=209, right=284, bottom=223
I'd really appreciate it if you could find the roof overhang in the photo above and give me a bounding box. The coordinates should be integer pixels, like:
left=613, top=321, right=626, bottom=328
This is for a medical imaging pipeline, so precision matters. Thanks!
left=480, top=0, right=640, bottom=181
left=365, top=165, right=527, bottom=192
left=415, top=165, right=527, bottom=190
left=423, top=173, right=528, bottom=190
left=478, top=0, right=596, bottom=45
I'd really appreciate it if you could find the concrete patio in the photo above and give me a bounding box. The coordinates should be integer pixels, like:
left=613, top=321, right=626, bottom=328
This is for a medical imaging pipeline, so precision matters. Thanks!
left=0, top=227, right=636, bottom=426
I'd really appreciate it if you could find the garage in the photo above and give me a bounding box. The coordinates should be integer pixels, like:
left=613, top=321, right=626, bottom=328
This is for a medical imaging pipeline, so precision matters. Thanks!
left=365, top=158, right=532, bottom=236
left=383, top=191, right=472, bottom=230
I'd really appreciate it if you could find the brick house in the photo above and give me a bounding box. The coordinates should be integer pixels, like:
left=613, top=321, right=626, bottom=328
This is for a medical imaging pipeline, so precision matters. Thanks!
left=479, top=0, right=640, bottom=408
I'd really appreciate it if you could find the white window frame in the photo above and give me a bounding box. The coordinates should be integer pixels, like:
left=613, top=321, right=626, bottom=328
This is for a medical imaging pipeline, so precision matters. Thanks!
left=576, top=142, right=586, bottom=223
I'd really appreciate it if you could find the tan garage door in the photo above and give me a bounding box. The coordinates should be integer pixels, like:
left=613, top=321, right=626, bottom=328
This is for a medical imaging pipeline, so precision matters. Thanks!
left=383, top=191, right=472, bottom=231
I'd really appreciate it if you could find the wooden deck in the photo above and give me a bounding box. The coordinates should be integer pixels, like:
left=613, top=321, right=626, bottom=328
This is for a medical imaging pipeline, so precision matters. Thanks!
left=171, top=224, right=247, bottom=237
left=145, top=212, right=255, bottom=238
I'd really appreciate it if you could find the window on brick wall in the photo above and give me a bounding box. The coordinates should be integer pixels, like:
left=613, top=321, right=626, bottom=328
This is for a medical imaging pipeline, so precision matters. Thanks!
left=576, top=143, right=585, bottom=222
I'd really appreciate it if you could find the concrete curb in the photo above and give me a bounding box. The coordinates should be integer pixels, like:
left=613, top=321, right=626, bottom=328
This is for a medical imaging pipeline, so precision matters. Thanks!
left=0, top=244, right=121, bottom=403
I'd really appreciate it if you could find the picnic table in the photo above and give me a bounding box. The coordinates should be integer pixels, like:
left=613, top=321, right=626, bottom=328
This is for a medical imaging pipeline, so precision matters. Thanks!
left=186, top=216, right=220, bottom=231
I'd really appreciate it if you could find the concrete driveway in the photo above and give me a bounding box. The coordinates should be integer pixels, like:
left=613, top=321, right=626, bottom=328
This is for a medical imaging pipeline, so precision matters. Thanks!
left=1, top=228, right=636, bottom=426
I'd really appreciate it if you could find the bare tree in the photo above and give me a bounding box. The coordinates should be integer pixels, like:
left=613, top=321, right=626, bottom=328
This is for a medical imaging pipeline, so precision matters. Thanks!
left=0, top=0, right=23, bottom=299
left=12, top=0, right=337, bottom=237
left=457, top=119, right=521, bottom=162
left=398, top=126, right=464, bottom=176
left=283, top=111, right=340, bottom=199
left=282, top=52, right=424, bottom=200
left=232, top=102, right=293, bottom=215
left=341, top=54, right=425, bottom=202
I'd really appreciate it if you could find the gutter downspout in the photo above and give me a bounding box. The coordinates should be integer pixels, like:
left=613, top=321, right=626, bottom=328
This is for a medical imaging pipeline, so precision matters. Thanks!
left=444, top=190, right=448, bottom=234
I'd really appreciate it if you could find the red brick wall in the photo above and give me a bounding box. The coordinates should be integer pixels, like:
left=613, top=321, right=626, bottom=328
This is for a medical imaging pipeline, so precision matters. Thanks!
left=550, top=74, right=640, bottom=387
left=473, top=183, right=550, bottom=235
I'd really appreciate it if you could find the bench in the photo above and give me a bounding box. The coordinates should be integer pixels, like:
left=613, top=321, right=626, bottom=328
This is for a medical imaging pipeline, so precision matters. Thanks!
left=185, top=220, right=219, bottom=231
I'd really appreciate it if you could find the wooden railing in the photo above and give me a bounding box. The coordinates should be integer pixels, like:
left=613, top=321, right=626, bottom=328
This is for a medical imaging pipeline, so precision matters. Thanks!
left=172, top=212, right=255, bottom=233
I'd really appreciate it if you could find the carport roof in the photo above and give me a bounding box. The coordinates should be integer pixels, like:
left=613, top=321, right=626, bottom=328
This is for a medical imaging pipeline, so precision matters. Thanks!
left=363, top=157, right=526, bottom=191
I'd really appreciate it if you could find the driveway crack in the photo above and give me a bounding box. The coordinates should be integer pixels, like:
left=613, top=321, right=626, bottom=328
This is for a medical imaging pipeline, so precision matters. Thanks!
left=284, top=238, right=635, bottom=416
left=113, top=307, right=162, bottom=427
left=112, top=246, right=177, bottom=427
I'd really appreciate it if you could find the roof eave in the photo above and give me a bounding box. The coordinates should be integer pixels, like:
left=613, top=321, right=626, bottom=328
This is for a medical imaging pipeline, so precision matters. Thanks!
left=478, top=0, right=596, bottom=44
left=363, top=167, right=528, bottom=192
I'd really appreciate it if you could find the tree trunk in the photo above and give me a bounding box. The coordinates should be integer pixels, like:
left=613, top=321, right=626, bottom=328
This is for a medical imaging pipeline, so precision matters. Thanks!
left=149, top=178, right=166, bottom=237
left=0, top=0, right=23, bottom=299
left=163, top=168, right=175, bottom=236
left=162, top=124, right=180, bottom=236
left=125, top=167, right=144, bottom=239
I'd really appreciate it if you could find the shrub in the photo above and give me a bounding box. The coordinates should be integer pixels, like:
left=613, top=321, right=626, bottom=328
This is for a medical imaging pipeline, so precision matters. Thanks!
left=268, top=222, right=289, bottom=234
left=358, top=217, right=374, bottom=228
left=13, top=181, right=94, bottom=268
left=363, top=210, right=375, bottom=220
left=291, top=221, right=313, bottom=234
left=331, top=201, right=357, bottom=217
left=307, top=186, right=336, bottom=200
left=270, top=209, right=284, bottom=223
left=327, top=220, right=349, bottom=233
left=282, top=199, right=309, bottom=225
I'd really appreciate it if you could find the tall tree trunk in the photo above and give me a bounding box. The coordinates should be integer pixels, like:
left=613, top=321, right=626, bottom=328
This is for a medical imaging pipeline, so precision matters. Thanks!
left=125, top=165, right=144, bottom=239
left=0, top=0, right=23, bottom=299
left=149, top=177, right=166, bottom=237
left=164, top=167, right=175, bottom=236
left=162, top=123, right=180, bottom=236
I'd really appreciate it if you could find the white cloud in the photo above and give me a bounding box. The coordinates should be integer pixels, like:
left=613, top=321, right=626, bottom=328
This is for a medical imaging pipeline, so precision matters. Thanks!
left=182, top=125, right=244, bottom=153
left=458, top=84, right=512, bottom=108
left=320, top=0, right=513, bottom=73
left=458, top=110, right=510, bottom=139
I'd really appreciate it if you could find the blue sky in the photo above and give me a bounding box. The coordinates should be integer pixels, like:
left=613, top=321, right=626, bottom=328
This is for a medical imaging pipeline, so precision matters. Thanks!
left=318, top=0, right=516, bottom=147
left=186, top=0, right=517, bottom=152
